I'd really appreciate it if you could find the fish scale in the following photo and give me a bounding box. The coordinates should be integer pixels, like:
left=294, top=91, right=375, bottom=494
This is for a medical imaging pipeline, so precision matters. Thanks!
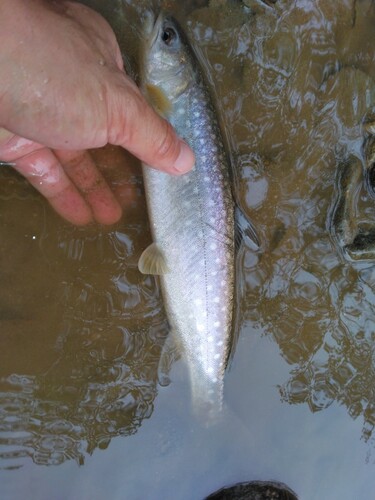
left=140, top=13, right=235, bottom=417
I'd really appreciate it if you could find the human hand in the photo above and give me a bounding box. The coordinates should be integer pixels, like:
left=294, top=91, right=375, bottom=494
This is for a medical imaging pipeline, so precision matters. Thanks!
left=0, top=0, right=195, bottom=225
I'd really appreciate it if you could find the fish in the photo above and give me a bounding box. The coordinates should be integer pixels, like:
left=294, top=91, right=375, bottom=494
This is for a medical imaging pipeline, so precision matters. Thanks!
left=139, top=12, right=258, bottom=418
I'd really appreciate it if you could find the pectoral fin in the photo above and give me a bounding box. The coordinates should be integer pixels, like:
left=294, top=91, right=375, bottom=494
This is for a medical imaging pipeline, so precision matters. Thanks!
left=235, top=206, right=261, bottom=252
left=144, top=84, right=172, bottom=118
left=138, top=243, right=169, bottom=275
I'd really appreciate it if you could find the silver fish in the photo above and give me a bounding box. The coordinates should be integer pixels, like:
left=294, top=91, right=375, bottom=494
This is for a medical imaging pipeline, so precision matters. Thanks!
left=139, top=13, right=255, bottom=417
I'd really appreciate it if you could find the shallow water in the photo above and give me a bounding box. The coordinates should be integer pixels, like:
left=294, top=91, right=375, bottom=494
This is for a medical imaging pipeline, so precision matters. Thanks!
left=2, top=0, right=375, bottom=498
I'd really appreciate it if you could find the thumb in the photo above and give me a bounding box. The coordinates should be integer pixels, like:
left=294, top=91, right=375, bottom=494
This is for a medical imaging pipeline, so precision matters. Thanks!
left=107, top=78, right=195, bottom=175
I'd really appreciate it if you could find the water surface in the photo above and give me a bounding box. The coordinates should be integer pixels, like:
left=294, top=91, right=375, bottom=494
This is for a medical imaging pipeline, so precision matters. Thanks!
left=2, top=1, right=375, bottom=498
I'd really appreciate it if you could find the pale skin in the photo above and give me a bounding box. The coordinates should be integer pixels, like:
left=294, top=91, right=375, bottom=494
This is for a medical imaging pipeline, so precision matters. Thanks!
left=0, top=0, right=195, bottom=225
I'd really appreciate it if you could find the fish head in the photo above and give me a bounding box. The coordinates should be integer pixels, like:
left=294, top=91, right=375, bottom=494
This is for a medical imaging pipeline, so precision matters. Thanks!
left=141, top=13, right=194, bottom=108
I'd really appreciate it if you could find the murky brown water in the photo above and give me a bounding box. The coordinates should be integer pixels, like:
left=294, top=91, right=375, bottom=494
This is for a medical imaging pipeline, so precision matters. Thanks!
left=2, top=1, right=375, bottom=498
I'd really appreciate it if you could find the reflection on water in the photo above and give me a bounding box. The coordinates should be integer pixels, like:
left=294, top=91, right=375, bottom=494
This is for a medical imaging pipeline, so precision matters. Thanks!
left=0, top=161, right=168, bottom=467
left=2, top=0, right=375, bottom=497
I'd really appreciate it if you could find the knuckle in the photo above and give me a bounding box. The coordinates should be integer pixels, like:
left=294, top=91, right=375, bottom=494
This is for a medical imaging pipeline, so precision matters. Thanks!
left=107, top=81, right=142, bottom=146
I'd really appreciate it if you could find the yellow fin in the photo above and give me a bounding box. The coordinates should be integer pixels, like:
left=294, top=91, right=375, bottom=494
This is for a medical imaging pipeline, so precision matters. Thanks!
left=138, top=242, right=169, bottom=275
left=145, top=84, right=172, bottom=117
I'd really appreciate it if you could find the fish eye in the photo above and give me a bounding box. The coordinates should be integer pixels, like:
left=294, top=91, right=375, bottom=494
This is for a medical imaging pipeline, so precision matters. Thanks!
left=161, top=27, right=177, bottom=46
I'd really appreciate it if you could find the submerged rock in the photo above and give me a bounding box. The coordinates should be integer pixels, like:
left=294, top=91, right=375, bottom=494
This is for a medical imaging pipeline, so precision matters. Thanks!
left=205, top=480, right=298, bottom=500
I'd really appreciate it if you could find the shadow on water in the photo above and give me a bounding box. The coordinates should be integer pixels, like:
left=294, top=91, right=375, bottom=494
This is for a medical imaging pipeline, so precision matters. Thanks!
left=2, top=0, right=375, bottom=497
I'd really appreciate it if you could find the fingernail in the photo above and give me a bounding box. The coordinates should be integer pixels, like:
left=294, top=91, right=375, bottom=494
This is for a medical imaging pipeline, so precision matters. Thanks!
left=174, top=141, right=195, bottom=173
